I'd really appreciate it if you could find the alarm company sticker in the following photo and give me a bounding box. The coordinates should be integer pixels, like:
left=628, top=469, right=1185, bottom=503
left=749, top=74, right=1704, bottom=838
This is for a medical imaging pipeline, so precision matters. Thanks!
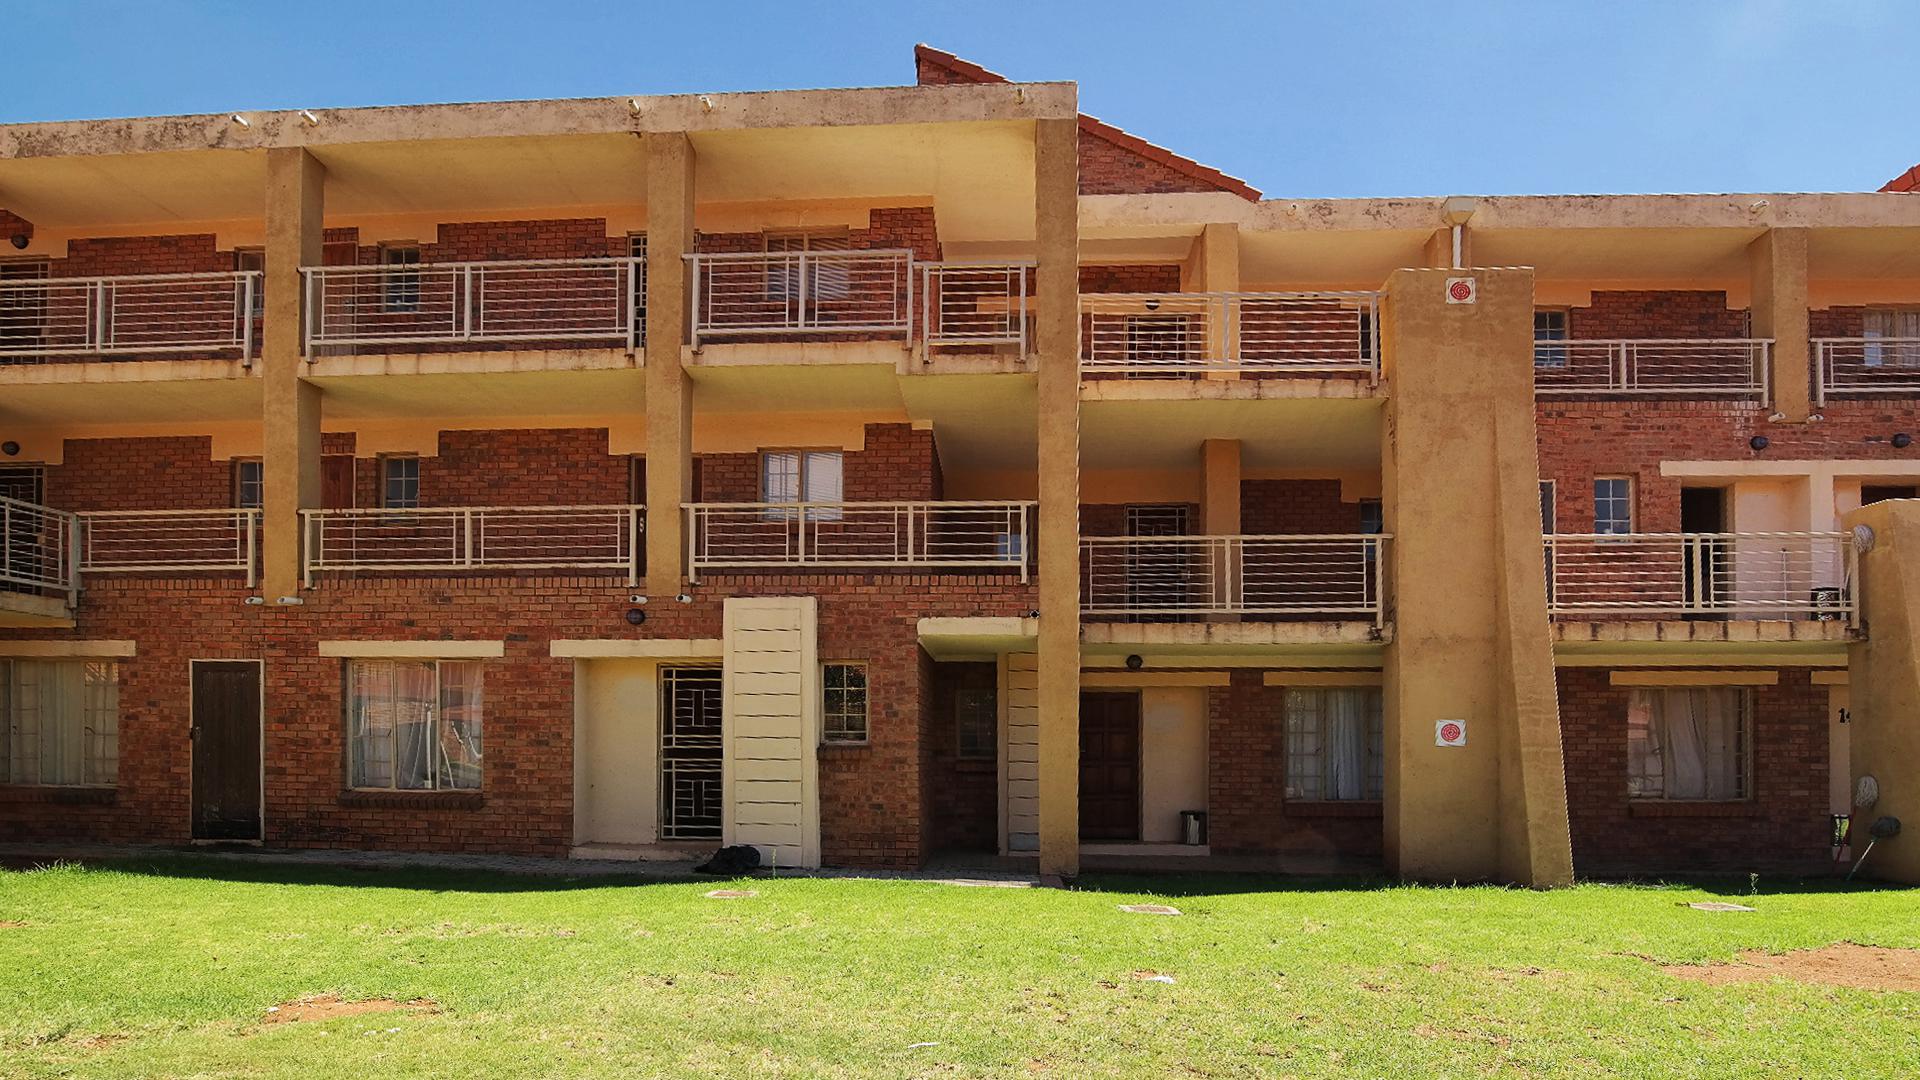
left=1444, top=276, right=1477, bottom=304
left=1435, top=720, right=1467, bottom=747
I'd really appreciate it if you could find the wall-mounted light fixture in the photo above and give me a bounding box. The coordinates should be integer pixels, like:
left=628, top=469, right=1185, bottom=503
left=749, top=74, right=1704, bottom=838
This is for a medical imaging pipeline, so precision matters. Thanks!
left=8, top=234, right=27, bottom=250
left=1749, top=435, right=1771, bottom=452
left=1894, top=433, right=1912, bottom=449
left=625, top=608, right=646, bottom=626
left=0, top=441, right=18, bottom=457
left=1125, top=654, right=1144, bottom=671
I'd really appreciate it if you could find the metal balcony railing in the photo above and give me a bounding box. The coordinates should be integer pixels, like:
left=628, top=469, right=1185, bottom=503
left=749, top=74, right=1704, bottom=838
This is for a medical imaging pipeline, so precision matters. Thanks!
left=1080, top=292, right=1381, bottom=376
left=921, top=262, right=1034, bottom=357
left=686, top=250, right=913, bottom=346
left=1532, top=339, right=1771, bottom=401
left=685, top=501, right=1033, bottom=581
left=1813, top=338, right=1920, bottom=404
left=1543, top=532, right=1854, bottom=621
left=77, top=509, right=262, bottom=585
left=1080, top=534, right=1389, bottom=623
left=301, top=258, right=644, bottom=354
left=302, top=506, right=646, bottom=586
left=0, top=271, right=260, bottom=364
left=0, top=496, right=77, bottom=602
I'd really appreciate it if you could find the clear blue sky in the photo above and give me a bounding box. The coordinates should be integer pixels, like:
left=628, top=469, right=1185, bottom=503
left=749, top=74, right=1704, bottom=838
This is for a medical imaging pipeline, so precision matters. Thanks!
left=5, top=1, right=1914, bottom=198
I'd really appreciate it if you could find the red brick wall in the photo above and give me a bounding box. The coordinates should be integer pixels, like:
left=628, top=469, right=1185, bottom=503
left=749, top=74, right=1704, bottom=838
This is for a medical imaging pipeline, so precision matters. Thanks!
left=0, top=571, right=1037, bottom=868
left=50, top=234, right=232, bottom=277
left=1207, top=671, right=1382, bottom=857
left=425, top=429, right=631, bottom=507
left=1078, top=129, right=1228, bottom=196
left=1079, top=264, right=1182, bottom=293
left=47, top=436, right=234, bottom=512
left=1559, top=667, right=1831, bottom=875
left=1566, top=290, right=1748, bottom=339
left=697, top=423, right=941, bottom=503
left=327, top=220, right=618, bottom=265
left=694, top=207, right=940, bottom=262
left=1240, top=480, right=1362, bottom=534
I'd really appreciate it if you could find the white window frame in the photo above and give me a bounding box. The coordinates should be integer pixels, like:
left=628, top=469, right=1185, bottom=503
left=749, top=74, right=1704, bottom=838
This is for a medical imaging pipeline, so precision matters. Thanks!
left=760, top=449, right=843, bottom=521
left=1862, top=308, right=1920, bottom=368
left=764, top=229, right=853, bottom=303
left=1533, top=308, right=1569, bottom=369
left=234, top=248, right=266, bottom=317
left=1283, top=686, right=1384, bottom=801
left=821, top=662, right=869, bottom=745
left=380, top=244, right=422, bottom=313
left=380, top=455, right=421, bottom=510
left=1594, top=475, right=1634, bottom=535
left=1626, top=686, right=1752, bottom=801
left=345, top=658, right=484, bottom=792
left=233, top=458, right=264, bottom=510
left=1, top=659, right=119, bottom=788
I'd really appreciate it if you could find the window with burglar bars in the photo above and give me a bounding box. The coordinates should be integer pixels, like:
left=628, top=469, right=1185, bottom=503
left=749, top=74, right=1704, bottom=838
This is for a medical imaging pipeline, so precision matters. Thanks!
left=1284, top=687, right=1384, bottom=801
left=346, top=659, right=483, bottom=791
left=1534, top=309, right=1569, bottom=368
left=381, top=245, right=422, bottom=313
left=1627, top=687, right=1752, bottom=801
left=822, top=663, right=869, bottom=744
left=1, top=659, right=119, bottom=787
left=765, top=230, right=852, bottom=302
left=1593, top=476, right=1634, bottom=534
left=1123, top=312, right=1193, bottom=374
left=233, top=459, right=264, bottom=510
left=382, top=456, right=421, bottom=510
left=660, top=666, right=723, bottom=841
left=955, top=685, right=996, bottom=760
left=1124, top=504, right=1192, bottom=621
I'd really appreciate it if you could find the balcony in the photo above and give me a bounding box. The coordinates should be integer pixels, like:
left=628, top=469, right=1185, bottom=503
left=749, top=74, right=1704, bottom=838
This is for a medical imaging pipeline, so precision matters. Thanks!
left=301, top=258, right=644, bottom=356
left=1079, top=292, right=1380, bottom=378
left=1, top=496, right=77, bottom=607
left=685, top=501, right=1034, bottom=581
left=1080, top=534, right=1388, bottom=624
left=687, top=250, right=913, bottom=347
left=1813, top=338, right=1920, bottom=404
left=921, top=262, right=1035, bottom=359
left=0, top=271, right=260, bottom=365
left=1543, top=532, right=1853, bottom=622
left=302, top=506, right=646, bottom=586
left=1532, top=339, right=1770, bottom=401
left=76, top=509, right=262, bottom=584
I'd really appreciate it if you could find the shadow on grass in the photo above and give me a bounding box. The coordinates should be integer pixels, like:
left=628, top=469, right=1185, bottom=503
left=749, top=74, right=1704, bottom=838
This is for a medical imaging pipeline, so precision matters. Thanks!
left=1, top=853, right=717, bottom=894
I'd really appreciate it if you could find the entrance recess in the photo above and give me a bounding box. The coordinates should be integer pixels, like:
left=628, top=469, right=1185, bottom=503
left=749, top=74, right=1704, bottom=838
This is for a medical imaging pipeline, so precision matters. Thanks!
left=1079, top=691, right=1142, bottom=841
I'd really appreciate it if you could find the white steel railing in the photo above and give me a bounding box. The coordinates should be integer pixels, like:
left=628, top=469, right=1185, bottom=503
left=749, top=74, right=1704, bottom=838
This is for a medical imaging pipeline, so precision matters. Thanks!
left=76, top=509, right=261, bottom=585
left=302, top=505, right=646, bottom=586
left=687, top=250, right=913, bottom=346
left=0, top=270, right=259, bottom=363
left=0, top=496, right=77, bottom=602
left=921, top=262, right=1034, bottom=356
left=1080, top=534, right=1389, bottom=624
left=685, top=501, right=1033, bottom=581
left=1080, top=292, right=1381, bottom=375
left=1533, top=339, right=1771, bottom=401
left=1813, top=338, right=1920, bottom=405
left=1544, top=532, right=1854, bottom=621
left=301, top=258, right=644, bottom=354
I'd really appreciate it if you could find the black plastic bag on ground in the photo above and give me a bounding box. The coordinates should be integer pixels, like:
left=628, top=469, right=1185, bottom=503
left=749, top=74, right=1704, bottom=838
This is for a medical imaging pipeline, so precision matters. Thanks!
left=694, top=844, right=763, bottom=876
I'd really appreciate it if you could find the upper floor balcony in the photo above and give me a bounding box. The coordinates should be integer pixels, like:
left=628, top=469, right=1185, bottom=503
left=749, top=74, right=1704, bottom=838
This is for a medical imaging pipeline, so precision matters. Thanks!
left=1813, top=337, right=1920, bottom=405
left=0, top=270, right=260, bottom=366
left=685, top=500, right=1034, bottom=581
left=3, top=498, right=261, bottom=622
left=1079, top=291, right=1380, bottom=380
left=1532, top=339, right=1771, bottom=403
left=303, top=258, right=645, bottom=356
left=1080, top=533, right=1388, bottom=625
left=1543, top=531, right=1854, bottom=624
left=303, top=505, right=645, bottom=586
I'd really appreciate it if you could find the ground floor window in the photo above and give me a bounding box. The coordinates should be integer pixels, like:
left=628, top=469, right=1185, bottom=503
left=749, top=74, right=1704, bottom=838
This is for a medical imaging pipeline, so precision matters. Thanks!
left=346, top=659, right=483, bottom=791
left=0, top=659, right=118, bottom=786
left=822, top=663, right=869, bottom=744
left=1284, top=687, right=1383, bottom=801
left=1627, top=687, right=1751, bottom=800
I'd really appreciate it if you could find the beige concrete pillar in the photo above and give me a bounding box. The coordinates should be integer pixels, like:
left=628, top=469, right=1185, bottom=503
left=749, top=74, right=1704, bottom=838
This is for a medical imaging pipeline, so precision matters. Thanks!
left=1750, top=227, right=1812, bottom=422
left=1033, top=116, right=1082, bottom=879
left=644, top=132, right=695, bottom=598
left=261, top=148, right=324, bottom=600
left=1843, top=500, right=1920, bottom=883
left=1188, top=223, right=1240, bottom=376
left=1199, top=439, right=1242, bottom=535
left=1379, top=266, right=1574, bottom=887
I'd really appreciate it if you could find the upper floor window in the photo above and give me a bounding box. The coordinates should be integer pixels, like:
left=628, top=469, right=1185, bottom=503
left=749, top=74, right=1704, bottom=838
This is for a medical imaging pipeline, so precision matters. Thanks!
left=1594, top=476, right=1633, bottom=535
left=1359, top=498, right=1384, bottom=536
left=381, top=245, right=422, bottom=313
left=1627, top=686, right=1750, bottom=801
left=233, top=459, right=264, bottom=510
left=761, top=450, right=842, bottom=517
left=346, top=659, right=483, bottom=791
left=2, top=659, right=118, bottom=787
left=1862, top=308, right=1920, bottom=368
left=765, top=230, right=852, bottom=302
left=1284, top=686, right=1383, bottom=801
left=381, top=456, right=420, bottom=510
left=0, top=260, right=51, bottom=351
left=233, top=248, right=266, bottom=316
left=1534, top=309, right=1569, bottom=369
left=822, top=662, right=868, bottom=744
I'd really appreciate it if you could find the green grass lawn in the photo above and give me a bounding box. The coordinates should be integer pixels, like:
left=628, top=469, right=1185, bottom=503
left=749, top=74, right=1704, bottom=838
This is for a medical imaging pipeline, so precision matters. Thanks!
left=2, top=859, right=1918, bottom=1078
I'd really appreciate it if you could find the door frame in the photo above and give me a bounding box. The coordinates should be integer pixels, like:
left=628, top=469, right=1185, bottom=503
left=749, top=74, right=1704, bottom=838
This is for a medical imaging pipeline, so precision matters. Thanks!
left=187, top=658, right=265, bottom=845
left=1078, top=689, right=1144, bottom=843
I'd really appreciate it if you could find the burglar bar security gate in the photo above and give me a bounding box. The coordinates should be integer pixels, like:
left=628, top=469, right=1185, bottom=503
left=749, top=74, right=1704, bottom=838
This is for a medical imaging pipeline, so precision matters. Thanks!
left=659, top=666, right=724, bottom=842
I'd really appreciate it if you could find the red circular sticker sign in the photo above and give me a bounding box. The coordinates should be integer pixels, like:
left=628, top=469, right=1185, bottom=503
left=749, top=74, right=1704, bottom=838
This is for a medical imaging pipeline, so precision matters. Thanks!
left=1438, top=721, right=1464, bottom=744
left=1447, top=280, right=1474, bottom=302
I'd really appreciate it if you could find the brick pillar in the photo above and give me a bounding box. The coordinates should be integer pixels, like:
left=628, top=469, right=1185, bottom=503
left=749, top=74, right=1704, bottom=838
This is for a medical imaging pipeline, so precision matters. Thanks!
left=644, top=132, right=695, bottom=598
left=1034, top=116, right=1082, bottom=879
left=261, top=147, right=323, bottom=601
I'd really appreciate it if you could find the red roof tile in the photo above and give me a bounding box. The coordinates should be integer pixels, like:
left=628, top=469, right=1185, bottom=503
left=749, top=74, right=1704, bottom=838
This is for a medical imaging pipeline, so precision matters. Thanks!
left=1882, top=164, right=1920, bottom=193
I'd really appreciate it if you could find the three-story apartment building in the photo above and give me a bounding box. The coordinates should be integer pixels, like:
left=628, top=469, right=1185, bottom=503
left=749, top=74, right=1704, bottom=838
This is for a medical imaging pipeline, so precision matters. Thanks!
left=4, top=46, right=1919, bottom=885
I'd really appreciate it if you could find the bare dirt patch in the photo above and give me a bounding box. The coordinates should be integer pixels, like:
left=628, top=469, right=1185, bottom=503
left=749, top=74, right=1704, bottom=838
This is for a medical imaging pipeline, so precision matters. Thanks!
left=261, top=994, right=440, bottom=1025
left=0, top=920, right=28, bottom=929
left=1662, top=943, right=1920, bottom=992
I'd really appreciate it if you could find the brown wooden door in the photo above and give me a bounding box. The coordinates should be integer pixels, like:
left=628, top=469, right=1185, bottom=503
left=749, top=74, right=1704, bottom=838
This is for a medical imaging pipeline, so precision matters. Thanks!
left=191, top=661, right=262, bottom=841
left=1079, top=691, right=1141, bottom=841
left=321, top=455, right=356, bottom=509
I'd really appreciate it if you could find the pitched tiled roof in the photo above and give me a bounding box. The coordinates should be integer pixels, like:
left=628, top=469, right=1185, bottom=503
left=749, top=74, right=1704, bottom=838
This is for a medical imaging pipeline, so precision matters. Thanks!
left=913, top=44, right=1261, bottom=201
left=1882, top=164, right=1920, bottom=193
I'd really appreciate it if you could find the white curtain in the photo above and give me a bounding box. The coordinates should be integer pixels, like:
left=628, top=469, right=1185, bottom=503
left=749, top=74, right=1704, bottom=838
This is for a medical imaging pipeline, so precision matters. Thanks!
left=1651, top=688, right=1744, bottom=800
left=1325, top=691, right=1368, bottom=801
left=392, top=662, right=436, bottom=790
left=1863, top=310, right=1920, bottom=368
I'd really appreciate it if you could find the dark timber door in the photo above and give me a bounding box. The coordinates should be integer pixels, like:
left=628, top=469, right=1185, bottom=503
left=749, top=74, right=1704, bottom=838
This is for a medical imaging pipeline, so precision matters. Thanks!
left=1079, top=691, right=1141, bottom=841
left=191, top=661, right=262, bottom=841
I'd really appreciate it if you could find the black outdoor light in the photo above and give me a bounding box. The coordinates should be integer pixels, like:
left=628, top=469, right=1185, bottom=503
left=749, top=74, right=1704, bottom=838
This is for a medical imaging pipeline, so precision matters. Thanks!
left=1749, top=435, right=1771, bottom=452
left=1894, top=433, right=1913, bottom=449
left=1125, top=654, right=1145, bottom=671
left=7, top=234, right=27, bottom=250
left=624, top=607, right=646, bottom=626
left=0, top=441, right=17, bottom=457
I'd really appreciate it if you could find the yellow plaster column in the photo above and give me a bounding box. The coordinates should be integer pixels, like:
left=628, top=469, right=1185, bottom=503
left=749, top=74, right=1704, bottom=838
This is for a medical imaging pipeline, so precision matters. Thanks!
left=1750, top=227, right=1812, bottom=422
left=1189, top=223, right=1240, bottom=376
left=644, top=132, right=695, bottom=598
left=1033, top=116, right=1082, bottom=879
left=1379, top=266, right=1574, bottom=886
left=1200, top=439, right=1242, bottom=535
left=261, top=148, right=324, bottom=601
left=1843, top=500, right=1920, bottom=883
